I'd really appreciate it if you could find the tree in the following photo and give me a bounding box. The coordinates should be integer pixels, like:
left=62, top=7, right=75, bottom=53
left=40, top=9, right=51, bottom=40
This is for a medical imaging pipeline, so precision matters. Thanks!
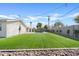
left=44, top=25, right=48, bottom=31
left=54, top=20, right=64, bottom=29
left=36, top=23, right=43, bottom=32
left=74, top=15, right=79, bottom=23
left=36, top=23, right=42, bottom=29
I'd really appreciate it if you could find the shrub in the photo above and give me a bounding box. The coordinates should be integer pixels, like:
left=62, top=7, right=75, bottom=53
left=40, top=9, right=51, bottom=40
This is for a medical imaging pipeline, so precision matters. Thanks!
left=74, top=30, right=79, bottom=34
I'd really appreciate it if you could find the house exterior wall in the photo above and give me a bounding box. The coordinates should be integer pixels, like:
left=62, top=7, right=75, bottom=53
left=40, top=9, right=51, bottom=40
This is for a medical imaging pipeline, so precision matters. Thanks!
left=6, top=21, right=27, bottom=37
left=0, top=22, right=6, bottom=37
left=51, top=25, right=79, bottom=38
left=60, top=26, right=74, bottom=37
left=0, top=19, right=30, bottom=37
left=6, top=21, right=20, bottom=37
left=18, top=22, right=27, bottom=34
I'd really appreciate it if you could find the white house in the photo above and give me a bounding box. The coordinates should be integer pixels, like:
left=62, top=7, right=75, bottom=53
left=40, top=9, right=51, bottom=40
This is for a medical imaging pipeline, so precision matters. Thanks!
left=0, top=19, right=29, bottom=37
left=51, top=25, right=79, bottom=39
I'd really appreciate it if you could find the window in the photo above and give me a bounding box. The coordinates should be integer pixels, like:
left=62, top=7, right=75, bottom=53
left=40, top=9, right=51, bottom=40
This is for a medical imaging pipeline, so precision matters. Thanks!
left=67, top=30, right=70, bottom=34
left=57, top=30, right=58, bottom=32
left=60, top=30, right=62, bottom=32
left=52, top=30, right=54, bottom=32
left=0, top=24, right=2, bottom=31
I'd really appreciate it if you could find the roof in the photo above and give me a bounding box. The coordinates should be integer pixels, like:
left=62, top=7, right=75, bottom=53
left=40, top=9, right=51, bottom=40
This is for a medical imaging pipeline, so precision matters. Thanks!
left=0, top=19, right=27, bottom=28
left=0, top=19, right=18, bottom=22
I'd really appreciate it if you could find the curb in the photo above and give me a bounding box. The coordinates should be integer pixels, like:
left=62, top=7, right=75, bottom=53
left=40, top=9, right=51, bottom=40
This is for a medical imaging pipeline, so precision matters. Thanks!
left=0, top=48, right=79, bottom=52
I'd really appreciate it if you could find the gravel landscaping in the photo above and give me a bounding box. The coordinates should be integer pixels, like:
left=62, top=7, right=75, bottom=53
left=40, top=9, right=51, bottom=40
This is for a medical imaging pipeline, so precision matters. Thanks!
left=0, top=48, right=79, bottom=56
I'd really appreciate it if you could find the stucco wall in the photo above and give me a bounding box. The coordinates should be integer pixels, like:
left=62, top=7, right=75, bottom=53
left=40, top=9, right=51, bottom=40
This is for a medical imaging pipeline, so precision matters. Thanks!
left=6, top=22, right=19, bottom=37
left=19, top=22, right=27, bottom=34
left=51, top=25, right=79, bottom=38
left=6, top=21, right=27, bottom=37
left=0, top=22, right=6, bottom=37
left=61, top=26, right=74, bottom=37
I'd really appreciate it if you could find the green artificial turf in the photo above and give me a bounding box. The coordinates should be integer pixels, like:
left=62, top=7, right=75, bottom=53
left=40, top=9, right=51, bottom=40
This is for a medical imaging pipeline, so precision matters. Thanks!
left=0, top=33, right=79, bottom=49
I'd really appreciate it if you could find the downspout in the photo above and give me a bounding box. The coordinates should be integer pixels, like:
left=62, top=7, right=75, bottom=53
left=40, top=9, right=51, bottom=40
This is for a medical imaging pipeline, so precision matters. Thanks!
left=18, top=22, right=21, bottom=34
left=73, top=25, right=75, bottom=39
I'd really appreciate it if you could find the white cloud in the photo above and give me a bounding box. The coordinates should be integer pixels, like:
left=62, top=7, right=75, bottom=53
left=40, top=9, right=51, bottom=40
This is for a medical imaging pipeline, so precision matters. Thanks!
left=0, top=14, right=64, bottom=27
left=24, top=13, right=62, bottom=22
left=9, top=15, right=19, bottom=18
left=24, top=16, right=47, bottom=21
left=50, top=13, right=62, bottom=17
left=69, top=13, right=79, bottom=18
left=23, top=13, right=63, bottom=27
left=27, top=16, right=37, bottom=20
left=24, top=18, right=29, bottom=21
left=50, top=13, right=62, bottom=21
left=0, top=15, right=12, bottom=19
left=0, top=15, right=19, bottom=19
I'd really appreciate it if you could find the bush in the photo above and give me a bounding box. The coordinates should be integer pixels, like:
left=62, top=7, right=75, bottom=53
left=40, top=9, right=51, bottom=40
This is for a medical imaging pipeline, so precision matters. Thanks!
left=35, top=28, right=44, bottom=32
left=74, top=30, right=79, bottom=34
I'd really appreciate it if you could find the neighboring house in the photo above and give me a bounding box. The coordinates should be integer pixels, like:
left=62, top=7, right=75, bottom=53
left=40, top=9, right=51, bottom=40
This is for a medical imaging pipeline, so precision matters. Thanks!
left=0, top=19, right=29, bottom=37
left=51, top=25, right=79, bottom=39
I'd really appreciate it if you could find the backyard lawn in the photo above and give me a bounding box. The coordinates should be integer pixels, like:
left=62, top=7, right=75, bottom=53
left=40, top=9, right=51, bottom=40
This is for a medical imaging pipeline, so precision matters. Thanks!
left=0, top=33, right=79, bottom=49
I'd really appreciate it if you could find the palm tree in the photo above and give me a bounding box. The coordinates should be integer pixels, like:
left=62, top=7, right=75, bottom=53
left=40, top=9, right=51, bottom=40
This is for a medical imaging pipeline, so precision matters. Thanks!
left=54, top=20, right=64, bottom=29
left=74, top=15, right=79, bottom=23
left=36, top=23, right=43, bottom=32
left=74, top=15, right=79, bottom=38
left=36, top=23, right=42, bottom=29
left=44, top=25, right=48, bottom=31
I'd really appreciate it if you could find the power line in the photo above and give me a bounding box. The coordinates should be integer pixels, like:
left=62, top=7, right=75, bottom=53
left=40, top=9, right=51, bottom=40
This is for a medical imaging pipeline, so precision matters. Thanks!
left=39, top=4, right=64, bottom=16
left=23, top=4, right=67, bottom=18
left=64, top=3, right=68, bottom=7
left=50, top=6, right=79, bottom=23
left=25, top=4, right=65, bottom=17
left=23, top=4, right=79, bottom=25
left=60, top=6, right=79, bottom=17
left=23, top=3, right=65, bottom=23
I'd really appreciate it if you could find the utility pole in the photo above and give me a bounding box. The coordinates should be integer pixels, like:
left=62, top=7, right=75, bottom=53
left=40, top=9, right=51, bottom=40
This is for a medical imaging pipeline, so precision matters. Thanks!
left=30, top=21, right=32, bottom=32
left=48, top=16, right=50, bottom=30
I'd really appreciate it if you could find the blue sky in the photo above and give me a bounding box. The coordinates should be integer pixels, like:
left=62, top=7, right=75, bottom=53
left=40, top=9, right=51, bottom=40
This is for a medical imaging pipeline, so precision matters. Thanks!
left=0, top=3, right=79, bottom=27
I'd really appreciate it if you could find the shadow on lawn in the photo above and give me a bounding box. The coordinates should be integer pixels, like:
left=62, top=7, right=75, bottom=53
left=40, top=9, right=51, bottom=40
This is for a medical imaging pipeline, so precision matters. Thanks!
left=49, top=32, right=79, bottom=41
